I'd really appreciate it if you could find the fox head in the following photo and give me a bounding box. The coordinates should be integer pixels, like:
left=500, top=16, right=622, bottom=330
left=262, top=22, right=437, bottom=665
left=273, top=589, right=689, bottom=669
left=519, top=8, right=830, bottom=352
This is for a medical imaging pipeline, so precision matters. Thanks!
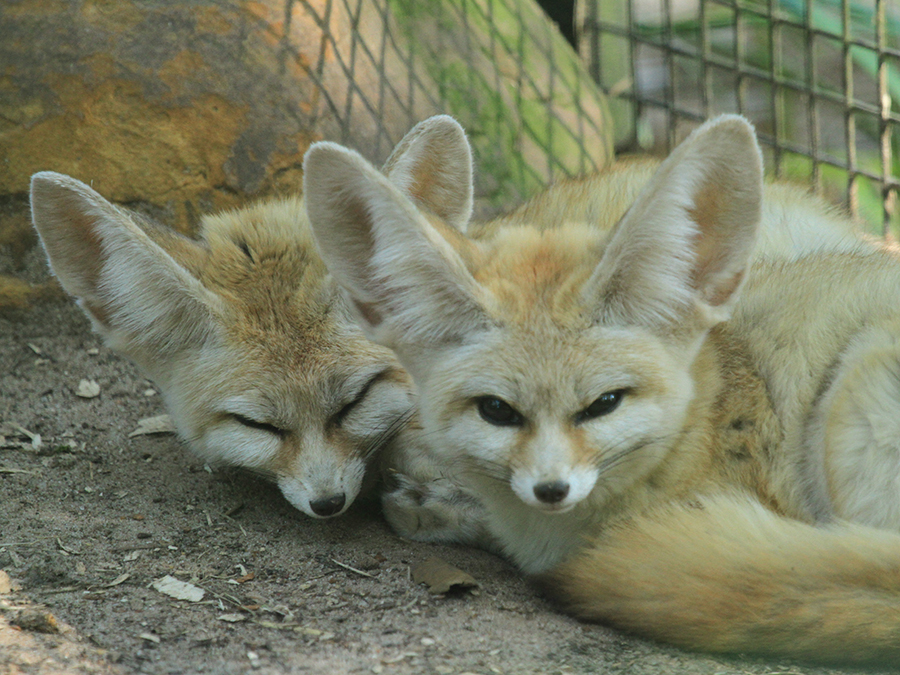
left=29, top=115, right=474, bottom=519
left=305, top=116, right=763, bottom=515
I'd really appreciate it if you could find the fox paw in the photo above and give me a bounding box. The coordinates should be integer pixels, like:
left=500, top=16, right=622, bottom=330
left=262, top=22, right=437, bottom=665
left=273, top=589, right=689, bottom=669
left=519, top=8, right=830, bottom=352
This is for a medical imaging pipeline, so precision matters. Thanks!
left=381, top=473, right=490, bottom=548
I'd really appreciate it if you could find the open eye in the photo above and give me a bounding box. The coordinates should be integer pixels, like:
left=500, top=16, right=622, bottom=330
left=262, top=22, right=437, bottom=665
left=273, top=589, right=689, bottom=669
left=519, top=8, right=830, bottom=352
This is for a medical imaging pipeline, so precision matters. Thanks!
left=575, top=389, right=627, bottom=424
left=476, top=397, right=524, bottom=427
left=230, top=413, right=286, bottom=437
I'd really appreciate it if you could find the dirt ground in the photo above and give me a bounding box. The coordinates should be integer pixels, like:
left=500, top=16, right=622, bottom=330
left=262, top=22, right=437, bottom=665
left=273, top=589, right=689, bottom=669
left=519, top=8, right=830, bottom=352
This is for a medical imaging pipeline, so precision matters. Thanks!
left=1, top=212, right=895, bottom=675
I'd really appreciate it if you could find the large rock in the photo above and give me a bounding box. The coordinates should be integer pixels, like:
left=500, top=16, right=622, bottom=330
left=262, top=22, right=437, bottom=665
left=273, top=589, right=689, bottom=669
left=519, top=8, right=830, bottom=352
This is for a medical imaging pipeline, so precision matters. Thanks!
left=1, top=0, right=612, bottom=227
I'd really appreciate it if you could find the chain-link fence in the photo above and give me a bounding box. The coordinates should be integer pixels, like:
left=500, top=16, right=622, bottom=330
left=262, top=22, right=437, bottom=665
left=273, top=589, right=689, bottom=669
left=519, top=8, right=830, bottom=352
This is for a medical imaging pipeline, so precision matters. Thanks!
left=578, top=0, right=900, bottom=237
left=292, top=0, right=616, bottom=215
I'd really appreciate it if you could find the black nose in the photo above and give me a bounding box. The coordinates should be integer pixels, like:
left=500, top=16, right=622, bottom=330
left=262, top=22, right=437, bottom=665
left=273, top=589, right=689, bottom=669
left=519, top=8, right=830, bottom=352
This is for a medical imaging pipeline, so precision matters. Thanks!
left=310, top=494, right=346, bottom=517
left=533, top=481, right=569, bottom=504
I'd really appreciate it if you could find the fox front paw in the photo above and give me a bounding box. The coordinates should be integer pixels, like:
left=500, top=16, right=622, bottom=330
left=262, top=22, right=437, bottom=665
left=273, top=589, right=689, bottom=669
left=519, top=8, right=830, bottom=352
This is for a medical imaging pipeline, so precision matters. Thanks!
left=381, top=473, right=490, bottom=548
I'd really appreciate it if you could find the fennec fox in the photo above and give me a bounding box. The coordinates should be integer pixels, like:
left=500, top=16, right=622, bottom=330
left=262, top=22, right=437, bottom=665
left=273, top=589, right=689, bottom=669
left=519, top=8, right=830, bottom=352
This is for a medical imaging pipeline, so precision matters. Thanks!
left=28, top=116, right=473, bottom=519
left=305, top=115, right=900, bottom=664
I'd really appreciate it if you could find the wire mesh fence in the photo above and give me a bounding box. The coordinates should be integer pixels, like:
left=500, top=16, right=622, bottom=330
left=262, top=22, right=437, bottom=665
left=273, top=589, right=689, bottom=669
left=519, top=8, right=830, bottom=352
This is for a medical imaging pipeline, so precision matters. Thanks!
left=577, top=0, right=900, bottom=237
left=233, top=0, right=616, bottom=216
left=307, top=0, right=616, bottom=214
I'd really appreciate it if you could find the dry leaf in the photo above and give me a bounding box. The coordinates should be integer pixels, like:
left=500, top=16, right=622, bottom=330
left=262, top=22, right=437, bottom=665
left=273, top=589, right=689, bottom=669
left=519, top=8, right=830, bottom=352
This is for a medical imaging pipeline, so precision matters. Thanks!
left=139, top=632, right=161, bottom=643
left=75, top=379, right=100, bottom=398
left=151, top=575, right=205, bottom=602
left=411, top=557, right=478, bottom=595
left=129, top=415, right=176, bottom=437
left=235, top=572, right=255, bottom=583
left=56, top=538, right=80, bottom=556
left=218, top=613, right=246, bottom=623
left=105, top=573, right=131, bottom=587
left=0, top=570, right=12, bottom=594
left=12, top=609, right=58, bottom=633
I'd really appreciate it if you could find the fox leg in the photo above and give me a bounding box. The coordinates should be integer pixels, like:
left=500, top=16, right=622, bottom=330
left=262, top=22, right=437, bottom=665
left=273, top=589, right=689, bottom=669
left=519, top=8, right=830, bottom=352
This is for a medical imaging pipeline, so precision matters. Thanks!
left=809, top=324, right=900, bottom=530
left=538, top=492, right=900, bottom=665
left=381, top=470, right=494, bottom=548
left=379, top=429, right=494, bottom=550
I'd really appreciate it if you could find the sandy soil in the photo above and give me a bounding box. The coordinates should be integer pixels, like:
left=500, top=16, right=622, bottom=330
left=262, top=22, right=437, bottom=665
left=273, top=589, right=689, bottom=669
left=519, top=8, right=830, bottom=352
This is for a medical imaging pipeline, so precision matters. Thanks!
left=1, top=215, right=892, bottom=675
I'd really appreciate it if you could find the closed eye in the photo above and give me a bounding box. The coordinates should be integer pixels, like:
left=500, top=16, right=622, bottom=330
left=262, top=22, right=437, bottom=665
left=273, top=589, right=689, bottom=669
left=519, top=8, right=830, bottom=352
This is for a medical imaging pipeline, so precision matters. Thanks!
left=230, top=413, right=287, bottom=438
left=333, top=370, right=390, bottom=427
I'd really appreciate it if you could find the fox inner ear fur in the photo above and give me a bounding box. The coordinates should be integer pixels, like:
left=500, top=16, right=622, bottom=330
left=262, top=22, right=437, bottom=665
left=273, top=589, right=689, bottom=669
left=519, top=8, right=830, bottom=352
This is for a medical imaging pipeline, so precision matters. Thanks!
left=381, top=115, right=474, bottom=233
left=304, top=142, right=486, bottom=350
left=30, top=172, right=221, bottom=357
left=586, top=115, right=763, bottom=331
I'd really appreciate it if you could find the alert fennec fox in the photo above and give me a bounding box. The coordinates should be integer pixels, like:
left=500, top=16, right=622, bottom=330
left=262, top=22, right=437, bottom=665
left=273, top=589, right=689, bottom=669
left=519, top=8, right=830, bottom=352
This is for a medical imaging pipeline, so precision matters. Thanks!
left=304, top=114, right=900, bottom=664
left=28, top=116, right=473, bottom=519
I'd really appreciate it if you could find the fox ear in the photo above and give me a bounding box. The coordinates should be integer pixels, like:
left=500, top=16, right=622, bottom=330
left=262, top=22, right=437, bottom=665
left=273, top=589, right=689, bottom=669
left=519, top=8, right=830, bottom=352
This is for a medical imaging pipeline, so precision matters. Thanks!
left=304, top=142, right=487, bottom=350
left=381, top=115, right=474, bottom=232
left=30, top=172, right=221, bottom=357
left=586, top=115, right=763, bottom=330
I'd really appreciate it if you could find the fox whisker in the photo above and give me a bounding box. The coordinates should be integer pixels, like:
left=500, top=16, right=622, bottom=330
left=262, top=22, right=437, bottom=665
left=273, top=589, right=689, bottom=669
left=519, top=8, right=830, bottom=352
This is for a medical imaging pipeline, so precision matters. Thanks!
left=461, top=455, right=513, bottom=483
left=593, top=435, right=671, bottom=477
left=362, top=407, right=416, bottom=460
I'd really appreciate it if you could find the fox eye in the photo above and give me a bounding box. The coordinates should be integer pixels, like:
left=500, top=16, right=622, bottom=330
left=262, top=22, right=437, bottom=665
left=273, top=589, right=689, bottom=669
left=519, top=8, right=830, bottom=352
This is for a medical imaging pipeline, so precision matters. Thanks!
left=576, top=389, right=627, bottom=424
left=231, top=413, right=286, bottom=437
left=476, top=397, right=524, bottom=427
left=333, top=370, right=387, bottom=427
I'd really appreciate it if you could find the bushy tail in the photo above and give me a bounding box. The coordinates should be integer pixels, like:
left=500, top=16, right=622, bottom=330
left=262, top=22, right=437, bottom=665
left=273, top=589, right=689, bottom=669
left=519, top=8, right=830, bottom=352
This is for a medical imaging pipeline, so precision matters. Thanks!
left=538, top=492, right=900, bottom=665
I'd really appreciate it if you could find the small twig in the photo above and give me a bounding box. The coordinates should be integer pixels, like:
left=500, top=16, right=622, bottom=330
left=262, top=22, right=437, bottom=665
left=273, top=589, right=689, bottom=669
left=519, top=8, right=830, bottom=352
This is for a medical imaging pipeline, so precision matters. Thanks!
left=195, top=584, right=244, bottom=609
left=30, top=586, right=85, bottom=595
left=225, top=503, right=246, bottom=517
left=111, top=542, right=169, bottom=553
left=302, top=569, right=341, bottom=582
left=11, top=424, right=38, bottom=440
left=0, top=467, right=40, bottom=476
left=221, top=513, right=247, bottom=536
left=330, top=559, right=375, bottom=578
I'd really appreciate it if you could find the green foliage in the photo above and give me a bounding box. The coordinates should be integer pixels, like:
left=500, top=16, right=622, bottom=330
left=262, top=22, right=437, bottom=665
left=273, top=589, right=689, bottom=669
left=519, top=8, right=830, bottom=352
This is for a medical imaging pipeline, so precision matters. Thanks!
left=387, top=0, right=614, bottom=213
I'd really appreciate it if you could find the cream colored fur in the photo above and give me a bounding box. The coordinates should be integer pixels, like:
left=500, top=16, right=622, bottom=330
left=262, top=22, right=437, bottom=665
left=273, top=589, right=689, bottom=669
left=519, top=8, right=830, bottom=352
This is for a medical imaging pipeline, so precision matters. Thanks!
left=305, top=115, right=900, bottom=664
left=29, top=115, right=472, bottom=520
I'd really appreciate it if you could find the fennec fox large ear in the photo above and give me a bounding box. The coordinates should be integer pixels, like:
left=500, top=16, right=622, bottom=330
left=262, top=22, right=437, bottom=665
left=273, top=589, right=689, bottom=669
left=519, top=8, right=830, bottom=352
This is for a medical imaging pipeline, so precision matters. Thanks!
left=381, top=115, right=474, bottom=232
left=30, top=172, right=221, bottom=355
left=587, top=115, right=763, bottom=330
left=304, top=143, right=486, bottom=350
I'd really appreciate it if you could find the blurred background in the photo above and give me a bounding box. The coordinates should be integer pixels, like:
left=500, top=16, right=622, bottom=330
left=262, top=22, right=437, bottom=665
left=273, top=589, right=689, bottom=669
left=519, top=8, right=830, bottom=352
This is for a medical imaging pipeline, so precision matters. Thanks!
left=579, top=0, right=900, bottom=237
left=1, top=0, right=898, bottom=310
